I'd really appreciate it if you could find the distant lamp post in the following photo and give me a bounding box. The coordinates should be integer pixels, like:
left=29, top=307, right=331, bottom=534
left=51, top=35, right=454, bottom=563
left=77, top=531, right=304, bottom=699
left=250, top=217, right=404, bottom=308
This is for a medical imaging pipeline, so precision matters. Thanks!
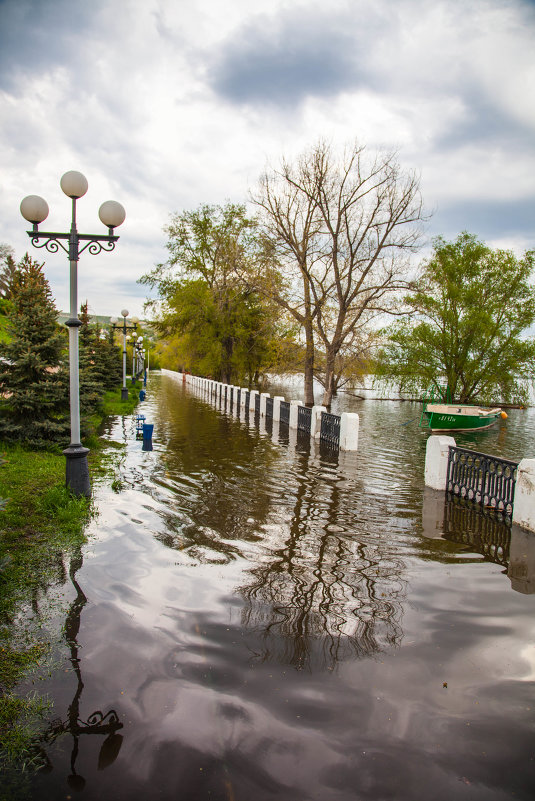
left=20, top=171, right=125, bottom=498
left=131, top=333, right=138, bottom=385
left=135, top=336, right=144, bottom=379
left=111, top=311, right=137, bottom=400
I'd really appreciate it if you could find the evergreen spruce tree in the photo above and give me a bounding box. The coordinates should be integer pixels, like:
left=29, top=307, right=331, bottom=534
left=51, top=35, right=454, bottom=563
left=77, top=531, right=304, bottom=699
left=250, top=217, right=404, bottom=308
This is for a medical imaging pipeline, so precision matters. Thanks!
left=0, top=245, right=17, bottom=299
left=0, top=254, right=69, bottom=446
left=78, top=301, right=104, bottom=419
left=92, top=318, right=123, bottom=390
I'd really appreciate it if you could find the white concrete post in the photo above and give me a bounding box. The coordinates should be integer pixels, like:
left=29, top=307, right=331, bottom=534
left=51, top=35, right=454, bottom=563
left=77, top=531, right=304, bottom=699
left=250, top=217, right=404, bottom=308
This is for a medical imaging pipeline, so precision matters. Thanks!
left=289, top=399, right=303, bottom=429
left=260, top=392, right=270, bottom=417
left=311, top=405, right=327, bottom=438
left=424, top=435, right=456, bottom=490
left=249, top=390, right=259, bottom=412
left=340, top=412, right=359, bottom=451
left=512, top=459, right=535, bottom=534
left=273, top=396, right=284, bottom=422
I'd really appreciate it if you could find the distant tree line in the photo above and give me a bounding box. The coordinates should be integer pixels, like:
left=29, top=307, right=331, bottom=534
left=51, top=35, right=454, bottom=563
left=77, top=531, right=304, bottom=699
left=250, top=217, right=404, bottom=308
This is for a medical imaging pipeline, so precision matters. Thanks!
left=141, top=137, right=535, bottom=405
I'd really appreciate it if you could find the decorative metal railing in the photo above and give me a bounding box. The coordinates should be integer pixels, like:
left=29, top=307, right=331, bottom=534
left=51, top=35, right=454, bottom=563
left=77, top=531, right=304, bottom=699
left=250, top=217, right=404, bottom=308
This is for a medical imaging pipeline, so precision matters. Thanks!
left=255, top=393, right=261, bottom=413
left=446, top=446, right=518, bottom=518
left=266, top=397, right=273, bottom=418
left=244, top=391, right=250, bottom=411
left=280, top=400, right=290, bottom=425
left=320, top=412, right=341, bottom=448
left=298, top=405, right=312, bottom=433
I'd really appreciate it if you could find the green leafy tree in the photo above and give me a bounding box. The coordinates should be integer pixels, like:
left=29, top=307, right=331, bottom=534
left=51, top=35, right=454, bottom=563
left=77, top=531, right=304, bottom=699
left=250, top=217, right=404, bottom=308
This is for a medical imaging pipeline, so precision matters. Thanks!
left=377, top=232, right=535, bottom=403
left=140, top=203, right=284, bottom=384
left=0, top=254, right=69, bottom=446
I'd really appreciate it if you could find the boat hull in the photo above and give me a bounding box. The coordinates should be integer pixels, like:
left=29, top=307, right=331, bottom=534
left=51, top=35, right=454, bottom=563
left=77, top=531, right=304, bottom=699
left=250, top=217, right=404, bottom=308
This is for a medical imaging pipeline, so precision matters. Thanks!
left=421, top=403, right=502, bottom=432
left=426, top=415, right=500, bottom=432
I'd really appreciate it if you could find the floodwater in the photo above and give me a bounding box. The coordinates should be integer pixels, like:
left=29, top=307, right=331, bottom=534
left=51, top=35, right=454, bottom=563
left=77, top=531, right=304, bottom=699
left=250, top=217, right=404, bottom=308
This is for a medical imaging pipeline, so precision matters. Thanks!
left=29, top=371, right=535, bottom=800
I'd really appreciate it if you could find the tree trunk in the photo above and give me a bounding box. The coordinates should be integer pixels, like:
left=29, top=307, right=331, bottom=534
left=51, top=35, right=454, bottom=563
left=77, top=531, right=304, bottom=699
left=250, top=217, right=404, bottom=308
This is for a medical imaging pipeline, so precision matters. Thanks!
left=303, top=279, right=315, bottom=406
left=321, top=348, right=336, bottom=407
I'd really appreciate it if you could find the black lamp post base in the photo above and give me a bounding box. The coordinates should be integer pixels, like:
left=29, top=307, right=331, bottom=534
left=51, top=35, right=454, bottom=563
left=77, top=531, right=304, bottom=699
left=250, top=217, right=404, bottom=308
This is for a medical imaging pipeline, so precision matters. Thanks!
left=64, top=444, right=91, bottom=498
left=121, top=387, right=129, bottom=401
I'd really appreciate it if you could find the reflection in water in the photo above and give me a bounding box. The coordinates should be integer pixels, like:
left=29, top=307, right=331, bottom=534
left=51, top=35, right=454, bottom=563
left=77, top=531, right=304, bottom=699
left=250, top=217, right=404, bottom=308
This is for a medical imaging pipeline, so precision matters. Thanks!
left=421, top=488, right=511, bottom=565
left=238, top=444, right=405, bottom=670
left=509, top=525, right=535, bottom=594
left=157, top=379, right=408, bottom=670
left=421, top=487, right=535, bottom=594
left=38, top=547, right=123, bottom=789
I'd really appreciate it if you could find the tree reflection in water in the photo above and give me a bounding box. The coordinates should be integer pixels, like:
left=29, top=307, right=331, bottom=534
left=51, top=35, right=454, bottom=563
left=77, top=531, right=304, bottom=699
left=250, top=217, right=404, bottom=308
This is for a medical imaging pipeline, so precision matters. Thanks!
left=237, top=440, right=406, bottom=670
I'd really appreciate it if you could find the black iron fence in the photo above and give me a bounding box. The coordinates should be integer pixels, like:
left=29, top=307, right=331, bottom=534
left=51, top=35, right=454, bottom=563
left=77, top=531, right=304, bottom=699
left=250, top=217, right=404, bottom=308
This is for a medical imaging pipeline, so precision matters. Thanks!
left=280, top=400, right=290, bottom=425
left=298, top=405, right=312, bottom=433
left=266, top=397, right=273, bottom=418
left=255, top=393, right=261, bottom=413
left=446, top=446, right=518, bottom=518
left=320, top=412, right=341, bottom=448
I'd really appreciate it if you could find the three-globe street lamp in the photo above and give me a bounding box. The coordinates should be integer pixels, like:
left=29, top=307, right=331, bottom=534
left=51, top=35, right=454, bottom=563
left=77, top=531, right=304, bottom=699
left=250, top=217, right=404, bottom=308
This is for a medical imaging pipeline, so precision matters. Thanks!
left=20, top=171, right=125, bottom=498
left=110, top=312, right=138, bottom=400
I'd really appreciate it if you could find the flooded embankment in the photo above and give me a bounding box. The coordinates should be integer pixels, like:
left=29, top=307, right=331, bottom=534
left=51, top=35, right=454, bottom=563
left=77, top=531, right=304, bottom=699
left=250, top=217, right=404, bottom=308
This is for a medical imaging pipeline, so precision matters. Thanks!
left=27, top=371, right=535, bottom=800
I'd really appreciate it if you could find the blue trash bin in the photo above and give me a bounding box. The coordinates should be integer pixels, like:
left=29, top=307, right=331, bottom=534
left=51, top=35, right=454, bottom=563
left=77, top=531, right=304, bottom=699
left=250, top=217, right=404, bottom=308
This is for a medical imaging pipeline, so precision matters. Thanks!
left=139, top=389, right=146, bottom=401
left=142, top=423, right=153, bottom=440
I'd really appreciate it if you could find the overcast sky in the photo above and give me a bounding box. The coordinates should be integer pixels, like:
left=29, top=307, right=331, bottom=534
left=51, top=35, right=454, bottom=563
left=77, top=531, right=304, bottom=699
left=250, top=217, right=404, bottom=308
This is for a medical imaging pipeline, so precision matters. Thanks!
left=0, top=0, right=534, bottom=318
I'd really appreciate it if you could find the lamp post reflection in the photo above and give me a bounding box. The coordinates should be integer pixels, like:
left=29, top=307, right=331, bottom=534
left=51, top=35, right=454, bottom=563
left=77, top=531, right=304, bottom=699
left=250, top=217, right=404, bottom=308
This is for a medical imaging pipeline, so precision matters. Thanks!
left=40, top=546, right=123, bottom=789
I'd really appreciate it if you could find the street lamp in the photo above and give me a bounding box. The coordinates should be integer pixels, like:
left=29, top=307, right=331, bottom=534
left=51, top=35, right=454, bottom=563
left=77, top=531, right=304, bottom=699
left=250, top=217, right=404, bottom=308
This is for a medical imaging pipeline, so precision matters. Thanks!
left=20, top=171, right=125, bottom=498
left=130, top=333, right=137, bottom=385
left=110, top=312, right=138, bottom=400
left=135, top=336, right=144, bottom=379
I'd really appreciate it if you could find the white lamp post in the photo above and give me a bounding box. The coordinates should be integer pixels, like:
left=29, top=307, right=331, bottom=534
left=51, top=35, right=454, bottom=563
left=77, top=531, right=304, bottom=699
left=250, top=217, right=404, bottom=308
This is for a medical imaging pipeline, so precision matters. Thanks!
left=110, top=312, right=138, bottom=400
left=20, top=171, right=125, bottom=498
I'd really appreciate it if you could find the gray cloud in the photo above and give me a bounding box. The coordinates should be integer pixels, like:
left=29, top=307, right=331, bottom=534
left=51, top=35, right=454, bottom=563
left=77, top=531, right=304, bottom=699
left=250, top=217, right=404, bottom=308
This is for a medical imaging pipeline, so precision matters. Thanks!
left=207, top=11, right=369, bottom=107
left=433, top=93, right=535, bottom=153
left=0, top=0, right=99, bottom=90
left=432, top=197, right=535, bottom=243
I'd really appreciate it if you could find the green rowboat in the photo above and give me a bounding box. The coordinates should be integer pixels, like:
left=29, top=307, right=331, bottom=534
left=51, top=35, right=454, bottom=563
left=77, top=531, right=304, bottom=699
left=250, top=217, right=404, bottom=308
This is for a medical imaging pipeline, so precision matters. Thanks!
left=420, top=402, right=504, bottom=432
left=418, top=384, right=506, bottom=431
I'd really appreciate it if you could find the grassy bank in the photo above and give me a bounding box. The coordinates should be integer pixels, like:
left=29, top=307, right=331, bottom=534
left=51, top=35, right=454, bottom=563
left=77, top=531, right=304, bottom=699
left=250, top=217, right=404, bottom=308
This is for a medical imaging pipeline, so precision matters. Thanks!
left=0, top=381, right=142, bottom=786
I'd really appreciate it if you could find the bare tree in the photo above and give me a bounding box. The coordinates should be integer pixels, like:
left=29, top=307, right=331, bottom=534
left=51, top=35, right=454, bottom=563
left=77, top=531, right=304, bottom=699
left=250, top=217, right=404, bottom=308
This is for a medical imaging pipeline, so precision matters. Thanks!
left=252, top=169, right=324, bottom=405
left=254, top=141, right=426, bottom=407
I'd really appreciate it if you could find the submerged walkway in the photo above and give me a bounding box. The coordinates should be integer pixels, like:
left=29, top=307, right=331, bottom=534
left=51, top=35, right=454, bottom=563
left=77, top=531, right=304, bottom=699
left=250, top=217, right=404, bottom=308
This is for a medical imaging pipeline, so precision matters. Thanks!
left=29, top=371, right=535, bottom=801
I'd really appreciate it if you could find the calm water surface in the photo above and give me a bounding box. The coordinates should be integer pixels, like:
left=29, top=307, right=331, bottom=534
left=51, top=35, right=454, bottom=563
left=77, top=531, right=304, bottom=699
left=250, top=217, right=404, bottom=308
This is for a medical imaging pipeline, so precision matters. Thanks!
left=30, top=371, right=535, bottom=800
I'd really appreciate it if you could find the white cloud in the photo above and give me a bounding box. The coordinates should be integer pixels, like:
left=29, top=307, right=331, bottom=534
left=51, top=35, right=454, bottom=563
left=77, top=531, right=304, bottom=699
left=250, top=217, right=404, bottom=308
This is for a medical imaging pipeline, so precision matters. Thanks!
left=0, top=0, right=534, bottom=317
